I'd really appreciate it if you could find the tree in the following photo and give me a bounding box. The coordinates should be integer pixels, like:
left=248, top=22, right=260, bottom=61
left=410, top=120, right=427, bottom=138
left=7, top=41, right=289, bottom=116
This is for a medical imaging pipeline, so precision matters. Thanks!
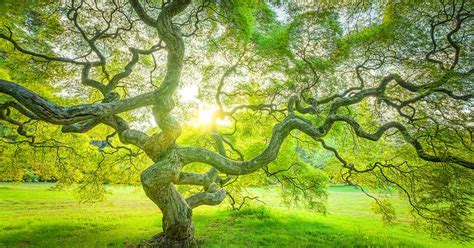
left=0, top=0, right=473, bottom=246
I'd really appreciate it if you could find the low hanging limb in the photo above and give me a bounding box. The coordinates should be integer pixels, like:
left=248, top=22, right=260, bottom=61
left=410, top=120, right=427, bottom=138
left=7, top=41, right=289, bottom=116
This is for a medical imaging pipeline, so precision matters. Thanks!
left=0, top=79, right=162, bottom=125
left=185, top=183, right=226, bottom=209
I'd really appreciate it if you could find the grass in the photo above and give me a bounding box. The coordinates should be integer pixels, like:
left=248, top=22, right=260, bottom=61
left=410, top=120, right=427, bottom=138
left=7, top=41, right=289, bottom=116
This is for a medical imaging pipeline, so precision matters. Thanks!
left=0, top=183, right=472, bottom=247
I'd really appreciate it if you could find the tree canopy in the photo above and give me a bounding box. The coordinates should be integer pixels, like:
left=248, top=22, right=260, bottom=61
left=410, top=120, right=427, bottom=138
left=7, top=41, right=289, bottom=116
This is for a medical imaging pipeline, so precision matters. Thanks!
left=0, top=0, right=473, bottom=245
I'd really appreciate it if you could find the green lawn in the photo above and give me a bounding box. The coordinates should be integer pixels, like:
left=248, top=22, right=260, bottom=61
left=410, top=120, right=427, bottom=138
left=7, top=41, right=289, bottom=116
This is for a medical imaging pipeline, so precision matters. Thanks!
left=0, top=183, right=471, bottom=247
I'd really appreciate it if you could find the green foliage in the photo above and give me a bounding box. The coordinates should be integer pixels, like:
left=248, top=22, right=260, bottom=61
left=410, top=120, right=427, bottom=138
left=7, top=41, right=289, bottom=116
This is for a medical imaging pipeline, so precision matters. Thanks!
left=252, top=24, right=291, bottom=57
left=230, top=205, right=271, bottom=219
left=370, top=198, right=397, bottom=224
left=0, top=67, right=10, bottom=81
left=335, top=22, right=394, bottom=61
left=216, top=0, right=263, bottom=42
left=410, top=165, right=474, bottom=239
left=279, top=163, right=328, bottom=212
left=22, top=171, right=41, bottom=183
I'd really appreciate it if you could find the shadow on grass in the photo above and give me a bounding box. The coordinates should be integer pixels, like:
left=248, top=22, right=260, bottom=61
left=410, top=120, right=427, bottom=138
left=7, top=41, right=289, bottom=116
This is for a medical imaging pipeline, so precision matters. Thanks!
left=0, top=207, right=431, bottom=248
left=193, top=207, right=424, bottom=248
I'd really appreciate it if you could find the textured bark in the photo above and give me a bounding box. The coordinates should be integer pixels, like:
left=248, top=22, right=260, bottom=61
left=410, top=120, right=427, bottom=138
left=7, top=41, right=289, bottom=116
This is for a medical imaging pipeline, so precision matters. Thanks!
left=141, top=150, right=196, bottom=247
left=177, top=116, right=322, bottom=175
left=127, top=1, right=195, bottom=244
left=0, top=78, right=160, bottom=124
left=186, top=183, right=226, bottom=209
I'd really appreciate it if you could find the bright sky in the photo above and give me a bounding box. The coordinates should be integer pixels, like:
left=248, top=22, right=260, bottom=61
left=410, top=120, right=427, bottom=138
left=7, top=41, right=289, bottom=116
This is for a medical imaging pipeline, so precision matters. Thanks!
left=178, top=85, right=199, bottom=103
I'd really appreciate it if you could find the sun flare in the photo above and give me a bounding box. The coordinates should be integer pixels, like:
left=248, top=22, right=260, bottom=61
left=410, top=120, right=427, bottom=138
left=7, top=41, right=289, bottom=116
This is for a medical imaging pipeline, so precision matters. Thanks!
left=195, top=105, right=231, bottom=127
left=197, top=106, right=215, bottom=125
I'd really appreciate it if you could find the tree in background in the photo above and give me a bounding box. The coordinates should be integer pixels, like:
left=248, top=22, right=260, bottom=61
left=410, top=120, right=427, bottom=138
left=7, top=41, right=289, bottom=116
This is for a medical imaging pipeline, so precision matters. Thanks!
left=0, top=0, right=472, bottom=246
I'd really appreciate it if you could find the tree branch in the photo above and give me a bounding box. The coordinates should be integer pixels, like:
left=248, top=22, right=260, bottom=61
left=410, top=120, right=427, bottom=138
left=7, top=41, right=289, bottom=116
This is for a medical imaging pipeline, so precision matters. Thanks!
left=0, top=79, right=162, bottom=124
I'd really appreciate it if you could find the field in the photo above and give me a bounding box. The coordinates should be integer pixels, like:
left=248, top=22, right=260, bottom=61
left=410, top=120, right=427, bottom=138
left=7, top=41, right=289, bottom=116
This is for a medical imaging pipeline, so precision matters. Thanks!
left=0, top=183, right=471, bottom=248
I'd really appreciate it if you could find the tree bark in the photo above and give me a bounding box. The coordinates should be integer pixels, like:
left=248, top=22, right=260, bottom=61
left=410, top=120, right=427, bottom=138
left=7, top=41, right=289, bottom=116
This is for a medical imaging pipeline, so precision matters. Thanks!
left=140, top=150, right=195, bottom=247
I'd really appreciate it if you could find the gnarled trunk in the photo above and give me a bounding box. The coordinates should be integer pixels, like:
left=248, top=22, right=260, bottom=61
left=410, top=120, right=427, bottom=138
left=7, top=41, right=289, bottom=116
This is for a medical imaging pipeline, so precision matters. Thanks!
left=141, top=150, right=195, bottom=247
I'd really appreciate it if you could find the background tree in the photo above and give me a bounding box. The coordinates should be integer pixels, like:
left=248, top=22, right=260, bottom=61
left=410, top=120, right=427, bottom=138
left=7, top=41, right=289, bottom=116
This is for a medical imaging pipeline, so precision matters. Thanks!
left=0, top=0, right=472, bottom=246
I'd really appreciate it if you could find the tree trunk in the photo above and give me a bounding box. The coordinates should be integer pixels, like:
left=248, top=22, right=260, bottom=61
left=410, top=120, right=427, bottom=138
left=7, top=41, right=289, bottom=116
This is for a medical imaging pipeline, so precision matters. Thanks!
left=140, top=150, right=196, bottom=247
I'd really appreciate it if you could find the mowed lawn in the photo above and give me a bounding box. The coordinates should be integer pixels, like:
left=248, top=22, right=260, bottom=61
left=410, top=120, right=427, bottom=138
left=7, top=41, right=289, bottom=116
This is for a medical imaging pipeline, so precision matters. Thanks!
left=0, top=183, right=472, bottom=247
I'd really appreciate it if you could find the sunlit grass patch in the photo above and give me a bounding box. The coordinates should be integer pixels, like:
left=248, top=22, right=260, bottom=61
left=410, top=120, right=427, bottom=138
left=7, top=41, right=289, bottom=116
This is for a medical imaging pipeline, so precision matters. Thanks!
left=0, top=183, right=471, bottom=247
